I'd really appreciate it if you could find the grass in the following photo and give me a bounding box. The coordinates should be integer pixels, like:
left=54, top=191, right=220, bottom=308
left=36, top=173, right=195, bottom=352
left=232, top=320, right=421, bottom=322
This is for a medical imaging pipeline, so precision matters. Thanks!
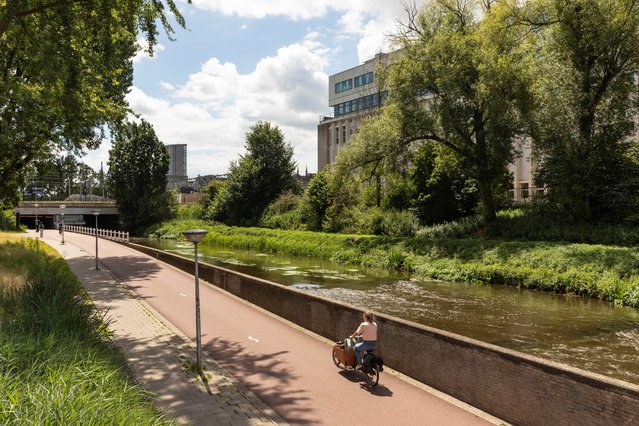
left=145, top=221, right=639, bottom=309
left=0, top=234, right=171, bottom=425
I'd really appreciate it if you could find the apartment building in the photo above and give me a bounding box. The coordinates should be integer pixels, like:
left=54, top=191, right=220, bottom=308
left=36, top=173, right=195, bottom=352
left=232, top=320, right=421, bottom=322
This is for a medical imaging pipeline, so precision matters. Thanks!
left=166, top=143, right=188, bottom=190
left=317, top=54, right=538, bottom=203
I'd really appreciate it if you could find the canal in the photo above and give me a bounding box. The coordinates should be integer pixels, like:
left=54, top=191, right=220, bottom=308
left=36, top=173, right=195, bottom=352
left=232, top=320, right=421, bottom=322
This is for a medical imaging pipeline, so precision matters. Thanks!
left=136, top=238, right=639, bottom=385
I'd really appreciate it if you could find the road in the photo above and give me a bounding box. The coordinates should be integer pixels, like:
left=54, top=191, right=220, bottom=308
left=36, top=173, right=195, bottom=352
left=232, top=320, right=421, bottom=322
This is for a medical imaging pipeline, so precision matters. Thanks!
left=55, top=231, right=499, bottom=425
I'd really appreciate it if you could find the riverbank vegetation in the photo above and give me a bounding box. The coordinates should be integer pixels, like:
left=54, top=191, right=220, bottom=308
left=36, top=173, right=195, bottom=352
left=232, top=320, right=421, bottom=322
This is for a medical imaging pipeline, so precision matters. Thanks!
left=146, top=219, right=639, bottom=309
left=0, top=235, right=170, bottom=424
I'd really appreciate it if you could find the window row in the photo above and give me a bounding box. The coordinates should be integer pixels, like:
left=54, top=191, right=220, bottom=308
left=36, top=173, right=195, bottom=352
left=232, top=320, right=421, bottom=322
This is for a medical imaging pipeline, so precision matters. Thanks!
left=333, top=91, right=388, bottom=117
left=355, top=72, right=374, bottom=87
left=335, top=79, right=352, bottom=93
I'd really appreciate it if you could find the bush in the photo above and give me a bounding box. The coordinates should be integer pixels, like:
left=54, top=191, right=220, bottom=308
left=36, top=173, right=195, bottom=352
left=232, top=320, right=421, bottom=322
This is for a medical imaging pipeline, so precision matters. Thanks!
left=260, top=190, right=304, bottom=230
left=177, top=203, right=203, bottom=220
left=0, top=210, right=18, bottom=231
left=415, top=215, right=482, bottom=239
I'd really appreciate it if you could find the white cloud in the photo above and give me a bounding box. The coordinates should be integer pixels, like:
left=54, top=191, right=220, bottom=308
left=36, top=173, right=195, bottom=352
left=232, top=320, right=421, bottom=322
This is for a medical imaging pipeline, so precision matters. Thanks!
left=160, top=81, right=175, bottom=91
left=133, top=38, right=166, bottom=63
left=189, top=0, right=425, bottom=62
left=121, top=38, right=329, bottom=176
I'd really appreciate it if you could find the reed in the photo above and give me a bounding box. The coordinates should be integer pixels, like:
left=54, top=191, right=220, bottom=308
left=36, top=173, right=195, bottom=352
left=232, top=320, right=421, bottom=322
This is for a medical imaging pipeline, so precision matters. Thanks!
left=0, top=237, right=170, bottom=425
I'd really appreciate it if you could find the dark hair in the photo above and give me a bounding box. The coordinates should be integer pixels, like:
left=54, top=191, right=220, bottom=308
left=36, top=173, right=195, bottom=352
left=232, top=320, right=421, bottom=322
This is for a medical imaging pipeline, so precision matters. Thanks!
left=363, top=311, right=374, bottom=322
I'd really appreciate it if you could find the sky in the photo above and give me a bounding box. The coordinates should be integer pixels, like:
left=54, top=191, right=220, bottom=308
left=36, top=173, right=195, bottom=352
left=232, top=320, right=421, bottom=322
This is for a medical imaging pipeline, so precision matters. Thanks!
left=83, top=0, right=425, bottom=178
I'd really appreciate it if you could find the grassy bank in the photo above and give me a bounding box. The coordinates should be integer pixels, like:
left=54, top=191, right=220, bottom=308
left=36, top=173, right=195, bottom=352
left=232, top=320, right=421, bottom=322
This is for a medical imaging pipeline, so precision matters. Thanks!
left=0, top=234, right=170, bottom=424
left=146, top=220, right=639, bottom=309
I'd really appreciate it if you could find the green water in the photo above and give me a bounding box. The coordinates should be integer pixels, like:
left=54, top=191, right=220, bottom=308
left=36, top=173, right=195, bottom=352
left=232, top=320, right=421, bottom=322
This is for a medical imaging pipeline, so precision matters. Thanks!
left=136, top=238, right=639, bottom=385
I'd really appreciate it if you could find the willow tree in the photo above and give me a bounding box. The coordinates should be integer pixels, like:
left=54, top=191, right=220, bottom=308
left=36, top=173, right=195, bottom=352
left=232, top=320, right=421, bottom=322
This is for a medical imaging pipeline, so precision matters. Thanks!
left=387, top=0, right=533, bottom=231
left=520, top=0, right=639, bottom=222
left=0, top=0, right=189, bottom=205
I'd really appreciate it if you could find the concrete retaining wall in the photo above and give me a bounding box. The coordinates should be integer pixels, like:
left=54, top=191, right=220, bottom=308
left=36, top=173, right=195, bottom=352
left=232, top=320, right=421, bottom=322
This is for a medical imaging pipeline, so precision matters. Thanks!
left=125, top=241, right=639, bottom=425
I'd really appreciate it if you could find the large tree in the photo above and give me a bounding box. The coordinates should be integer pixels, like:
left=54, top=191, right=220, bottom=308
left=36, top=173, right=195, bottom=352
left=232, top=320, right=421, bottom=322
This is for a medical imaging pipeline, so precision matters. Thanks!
left=107, top=119, right=175, bottom=231
left=209, top=121, right=299, bottom=226
left=0, top=0, right=189, bottom=206
left=520, top=0, right=639, bottom=222
left=387, top=0, right=533, bottom=231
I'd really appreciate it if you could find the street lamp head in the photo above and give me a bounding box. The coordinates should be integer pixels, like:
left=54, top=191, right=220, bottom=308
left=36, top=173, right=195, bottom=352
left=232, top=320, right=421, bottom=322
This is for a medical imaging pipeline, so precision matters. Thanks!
left=91, top=210, right=101, bottom=216
left=182, top=229, right=208, bottom=244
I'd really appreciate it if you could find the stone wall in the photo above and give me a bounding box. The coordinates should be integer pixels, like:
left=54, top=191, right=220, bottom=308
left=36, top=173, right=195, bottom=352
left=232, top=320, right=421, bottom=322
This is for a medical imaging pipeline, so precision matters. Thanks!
left=125, top=241, right=639, bottom=425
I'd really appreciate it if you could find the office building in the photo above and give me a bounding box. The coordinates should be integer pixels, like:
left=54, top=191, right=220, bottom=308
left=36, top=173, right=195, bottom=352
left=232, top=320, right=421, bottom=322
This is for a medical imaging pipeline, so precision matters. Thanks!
left=317, top=54, right=538, bottom=203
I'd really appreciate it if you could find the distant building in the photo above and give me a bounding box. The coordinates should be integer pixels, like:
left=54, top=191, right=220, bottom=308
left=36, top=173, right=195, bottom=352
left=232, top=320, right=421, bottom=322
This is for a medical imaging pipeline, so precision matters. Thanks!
left=317, top=53, right=539, bottom=203
left=166, top=144, right=188, bottom=190
left=317, top=53, right=389, bottom=171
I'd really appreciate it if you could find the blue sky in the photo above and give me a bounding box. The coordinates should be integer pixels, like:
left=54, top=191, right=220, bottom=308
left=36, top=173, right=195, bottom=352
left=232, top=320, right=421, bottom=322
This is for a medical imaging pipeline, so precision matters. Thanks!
left=84, top=0, right=424, bottom=177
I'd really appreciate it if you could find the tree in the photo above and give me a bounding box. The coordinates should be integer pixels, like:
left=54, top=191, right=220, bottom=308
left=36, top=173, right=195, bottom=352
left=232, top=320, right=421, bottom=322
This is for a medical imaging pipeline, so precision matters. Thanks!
left=107, top=120, right=175, bottom=231
left=0, top=0, right=189, bottom=206
left=209, top=122, right=298, bottom=226
left=520, top=0, right=639, bottom=222
left=301, top=170, right=333, bottom=231
left=387, top=0, right=533, bottom=231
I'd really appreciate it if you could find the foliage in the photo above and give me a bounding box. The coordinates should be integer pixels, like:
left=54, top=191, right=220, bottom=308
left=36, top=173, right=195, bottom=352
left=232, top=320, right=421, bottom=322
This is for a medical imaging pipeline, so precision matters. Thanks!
left=0, top=210, right=18, bottom=231
left=0, top=237, right=168, bottom=424
left=200, top=180, right=225, bottom=213
left=107, top=120, right=176, bottom=233
left=259, top=190, right=305, bottom=230
left=300, top=170, right=333, bottom=231
left=0, top=0, right=189, bottom=207
left=408, top=144, right=479, bottom=225
left=346, top=207, right=419, bottom=237
left=387, top=0, right=534, bottom=231
left=208, top=122, right=299, bottom=226
left=177, top=203, right=203, bottom=221
left=521, top=0, right=639, bottom=222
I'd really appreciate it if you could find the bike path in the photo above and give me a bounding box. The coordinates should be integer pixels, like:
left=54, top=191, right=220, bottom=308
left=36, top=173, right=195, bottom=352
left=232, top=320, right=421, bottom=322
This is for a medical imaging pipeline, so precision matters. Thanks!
left=48, top=231, right=503, bottom=425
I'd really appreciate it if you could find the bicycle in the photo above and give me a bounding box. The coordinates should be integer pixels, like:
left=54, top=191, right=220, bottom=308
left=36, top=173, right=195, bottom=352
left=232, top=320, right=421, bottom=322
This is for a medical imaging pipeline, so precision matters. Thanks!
left=332, top=337, right=383, bottom=387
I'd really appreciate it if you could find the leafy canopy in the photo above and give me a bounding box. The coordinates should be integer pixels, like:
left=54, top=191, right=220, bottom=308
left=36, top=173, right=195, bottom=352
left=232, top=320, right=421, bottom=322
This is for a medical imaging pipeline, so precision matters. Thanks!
left=208, top=121, right=299, bottom=226
left=0, top=0, right=190, bottom=206
left=107, top=119, right=176, bottom=232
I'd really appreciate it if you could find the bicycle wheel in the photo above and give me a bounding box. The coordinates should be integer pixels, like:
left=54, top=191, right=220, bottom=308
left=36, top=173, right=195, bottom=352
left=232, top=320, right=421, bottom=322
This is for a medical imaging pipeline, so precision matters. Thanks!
left=332, top=349, right=343, bottom=368
left=364, top=365, right=379, bottom=387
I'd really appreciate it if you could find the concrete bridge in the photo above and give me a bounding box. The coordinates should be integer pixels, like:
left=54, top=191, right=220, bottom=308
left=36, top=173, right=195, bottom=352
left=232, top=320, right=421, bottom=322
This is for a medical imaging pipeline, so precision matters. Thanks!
left=15, top=201, right=120, bottom=229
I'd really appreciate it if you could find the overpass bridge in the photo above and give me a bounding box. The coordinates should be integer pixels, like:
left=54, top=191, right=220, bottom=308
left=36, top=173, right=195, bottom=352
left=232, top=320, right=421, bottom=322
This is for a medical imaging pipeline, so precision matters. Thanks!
left=16, top=201, right=120, bottom=229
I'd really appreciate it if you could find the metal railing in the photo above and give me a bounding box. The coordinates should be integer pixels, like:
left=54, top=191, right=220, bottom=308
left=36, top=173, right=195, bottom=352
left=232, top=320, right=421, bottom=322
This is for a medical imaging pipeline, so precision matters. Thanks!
left=65, top=225, right=129, bottom=242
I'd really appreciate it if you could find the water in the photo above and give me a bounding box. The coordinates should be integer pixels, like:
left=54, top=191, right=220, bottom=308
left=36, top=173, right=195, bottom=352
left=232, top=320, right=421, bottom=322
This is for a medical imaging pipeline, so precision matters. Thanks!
left=136, top=238, right=639, bottom=385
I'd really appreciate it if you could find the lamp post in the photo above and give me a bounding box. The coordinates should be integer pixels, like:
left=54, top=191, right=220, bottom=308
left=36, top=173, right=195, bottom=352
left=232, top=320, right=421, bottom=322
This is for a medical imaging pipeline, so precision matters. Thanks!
left=182, top=229, right=209, bottom=373
left=34, top=203, right=39, bottom=231
left=60, top=204, right=65, bottom=244
left=91, top=210, right=100, bottom=270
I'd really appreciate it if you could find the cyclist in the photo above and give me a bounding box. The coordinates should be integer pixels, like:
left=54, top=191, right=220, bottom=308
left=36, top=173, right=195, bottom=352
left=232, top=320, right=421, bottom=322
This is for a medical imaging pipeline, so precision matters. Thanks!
left=349, top=311, right=377, bottom=368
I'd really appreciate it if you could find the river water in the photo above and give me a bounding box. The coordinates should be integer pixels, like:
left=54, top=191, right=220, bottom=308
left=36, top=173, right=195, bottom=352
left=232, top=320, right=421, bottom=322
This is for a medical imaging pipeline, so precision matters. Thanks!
left=136, top=238, right=639, bottom=385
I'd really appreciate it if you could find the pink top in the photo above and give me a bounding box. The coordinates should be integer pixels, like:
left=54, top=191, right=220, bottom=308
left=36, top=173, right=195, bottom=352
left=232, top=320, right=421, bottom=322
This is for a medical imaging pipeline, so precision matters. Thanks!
left=356, top=321, right=377, bottom=341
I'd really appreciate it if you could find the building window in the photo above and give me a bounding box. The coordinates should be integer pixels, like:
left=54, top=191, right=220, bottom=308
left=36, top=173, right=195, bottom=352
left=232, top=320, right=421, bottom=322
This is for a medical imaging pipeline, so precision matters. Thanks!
left=335, top=78, right=353, bottom=93
left=342, top=126, right=346, bottom=143
left=354, top=72, right=374, bottom=87
left=335, top=128, right=339, bottom=144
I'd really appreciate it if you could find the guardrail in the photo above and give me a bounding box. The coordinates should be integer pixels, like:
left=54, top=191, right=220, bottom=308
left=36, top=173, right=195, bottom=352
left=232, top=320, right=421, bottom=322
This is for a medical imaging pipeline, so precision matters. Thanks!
left=65, top=225, right=129, bottom=242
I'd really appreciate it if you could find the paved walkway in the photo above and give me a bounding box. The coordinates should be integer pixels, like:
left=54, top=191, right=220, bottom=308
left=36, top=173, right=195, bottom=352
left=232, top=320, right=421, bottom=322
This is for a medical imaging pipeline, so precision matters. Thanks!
left=35, top=230, right=505, bottom=425
left=37, top=230, right=284, bottom=425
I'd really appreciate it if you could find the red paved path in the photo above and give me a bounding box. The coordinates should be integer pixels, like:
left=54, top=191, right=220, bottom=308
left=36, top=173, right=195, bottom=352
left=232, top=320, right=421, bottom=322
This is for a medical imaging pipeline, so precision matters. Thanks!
left=62, top=232, right=499, bottom=425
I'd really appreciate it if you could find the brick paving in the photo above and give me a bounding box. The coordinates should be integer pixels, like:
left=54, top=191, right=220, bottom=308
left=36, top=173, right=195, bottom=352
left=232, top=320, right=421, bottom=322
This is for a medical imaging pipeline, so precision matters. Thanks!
left=39, top=232, right=287, bottom=426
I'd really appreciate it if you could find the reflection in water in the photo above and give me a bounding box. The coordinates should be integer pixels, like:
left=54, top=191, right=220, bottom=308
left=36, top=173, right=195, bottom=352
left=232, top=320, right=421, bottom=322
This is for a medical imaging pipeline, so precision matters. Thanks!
left=136, top=238, right=639, bottom=384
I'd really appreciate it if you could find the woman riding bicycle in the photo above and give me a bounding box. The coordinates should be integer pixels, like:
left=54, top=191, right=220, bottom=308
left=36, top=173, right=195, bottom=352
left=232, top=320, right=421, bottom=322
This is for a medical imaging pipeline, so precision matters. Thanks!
left=350, top=311, right=377, bottom=368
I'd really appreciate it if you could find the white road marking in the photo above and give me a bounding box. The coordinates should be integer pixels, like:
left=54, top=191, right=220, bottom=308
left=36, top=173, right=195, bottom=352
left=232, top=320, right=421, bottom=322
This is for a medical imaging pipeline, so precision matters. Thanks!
left=179, top=293, right=187, bottom=297
left=248, top=336, right=260, bottom=343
